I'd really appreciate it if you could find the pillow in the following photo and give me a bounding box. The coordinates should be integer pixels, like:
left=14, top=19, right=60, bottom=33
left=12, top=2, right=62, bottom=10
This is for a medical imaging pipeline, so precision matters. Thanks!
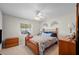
left=41, top=32, right=52, bottom=37
left=51, top=32, right=57, bottom=37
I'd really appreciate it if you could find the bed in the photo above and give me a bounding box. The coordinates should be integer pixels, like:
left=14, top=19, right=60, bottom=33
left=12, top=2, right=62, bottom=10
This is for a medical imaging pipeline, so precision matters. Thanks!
left=25, top=29, right=58, bottom=55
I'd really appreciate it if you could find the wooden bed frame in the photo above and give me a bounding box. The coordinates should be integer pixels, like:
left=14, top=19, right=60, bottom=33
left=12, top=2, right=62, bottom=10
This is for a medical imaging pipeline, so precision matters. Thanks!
left=25, top=40, right=39, bottom=55
left=25, top=39, right=57, bottom=55
left=25, top=29, right=58, bottom=55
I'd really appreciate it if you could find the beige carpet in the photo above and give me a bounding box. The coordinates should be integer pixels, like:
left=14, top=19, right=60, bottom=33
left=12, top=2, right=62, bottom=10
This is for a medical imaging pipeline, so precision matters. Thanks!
left=1, top=44, right=58, bottom=55
left=45, top=44, right=59, bottom=55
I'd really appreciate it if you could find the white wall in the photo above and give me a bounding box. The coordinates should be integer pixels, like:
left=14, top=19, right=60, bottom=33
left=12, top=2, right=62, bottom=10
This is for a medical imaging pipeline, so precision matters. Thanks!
left=57, top=13, right=76, bottom=36
left=0, top=10, right=2, bottom=50
left=40, top=4, right=76, bottom=37
left=3, top=14, right=41, bottom=43
left=0, top=10, right=2, bottom=29
left=40, top=12, right=76, bottom=36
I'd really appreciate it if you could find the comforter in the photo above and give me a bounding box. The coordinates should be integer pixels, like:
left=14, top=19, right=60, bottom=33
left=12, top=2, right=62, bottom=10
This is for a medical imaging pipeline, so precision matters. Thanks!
left=30, top=36, right=58, bottom=55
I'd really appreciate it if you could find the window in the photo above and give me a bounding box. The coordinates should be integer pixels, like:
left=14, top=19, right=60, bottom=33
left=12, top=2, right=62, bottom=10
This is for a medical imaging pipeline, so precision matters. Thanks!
left=20, top=23, right=32, bottom=34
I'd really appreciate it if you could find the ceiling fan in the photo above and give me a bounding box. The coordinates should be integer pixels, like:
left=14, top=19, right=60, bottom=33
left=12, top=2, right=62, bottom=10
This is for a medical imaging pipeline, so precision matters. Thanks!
left=34, top=10, right=44, bottom=21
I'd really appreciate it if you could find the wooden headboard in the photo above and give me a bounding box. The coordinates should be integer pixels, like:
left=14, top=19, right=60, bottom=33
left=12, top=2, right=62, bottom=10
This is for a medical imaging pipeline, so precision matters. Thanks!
left=43, top=28, right=58, bottom=37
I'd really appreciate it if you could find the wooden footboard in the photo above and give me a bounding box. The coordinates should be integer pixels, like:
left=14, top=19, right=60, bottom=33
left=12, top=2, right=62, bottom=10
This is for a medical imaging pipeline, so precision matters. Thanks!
left=26, top=40, right=39, bottom=55
left=25, top=40, right=57, bottom=55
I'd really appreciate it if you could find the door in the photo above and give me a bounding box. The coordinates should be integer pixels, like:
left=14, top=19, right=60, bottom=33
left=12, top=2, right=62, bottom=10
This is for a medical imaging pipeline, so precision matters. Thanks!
left=76, top=3, right=79, bottom=55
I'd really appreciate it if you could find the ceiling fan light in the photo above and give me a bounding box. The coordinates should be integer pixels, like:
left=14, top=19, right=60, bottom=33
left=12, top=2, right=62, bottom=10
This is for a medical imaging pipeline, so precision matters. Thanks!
left=38, top=12, right=42, bottom=16
left=34, top=16, right=40, bottom=20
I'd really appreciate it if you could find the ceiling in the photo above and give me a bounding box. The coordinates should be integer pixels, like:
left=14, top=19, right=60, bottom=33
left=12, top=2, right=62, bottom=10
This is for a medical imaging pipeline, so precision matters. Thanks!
left=0, top=3, right=76, bottom=21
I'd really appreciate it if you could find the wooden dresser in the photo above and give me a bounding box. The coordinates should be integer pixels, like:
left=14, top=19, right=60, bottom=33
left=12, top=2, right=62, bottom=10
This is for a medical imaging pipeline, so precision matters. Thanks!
left=59, top=37, right=76, bottom=55
left=2, top=37, right=19, bottom=48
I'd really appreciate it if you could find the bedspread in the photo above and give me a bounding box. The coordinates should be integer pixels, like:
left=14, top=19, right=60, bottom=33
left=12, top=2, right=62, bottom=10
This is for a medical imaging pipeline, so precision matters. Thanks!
left=30, top=36, right=57, bottom=55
